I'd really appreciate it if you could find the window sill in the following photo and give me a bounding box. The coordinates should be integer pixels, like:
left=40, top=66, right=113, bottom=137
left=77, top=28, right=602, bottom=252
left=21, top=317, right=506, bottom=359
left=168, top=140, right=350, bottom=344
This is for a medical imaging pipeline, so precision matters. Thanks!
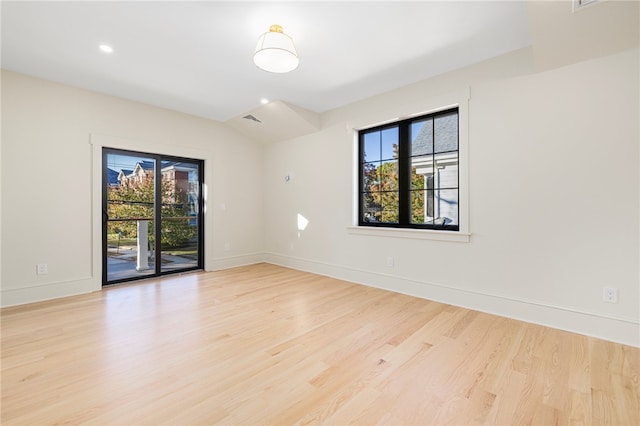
left=347, top=226, right=471, bottom=243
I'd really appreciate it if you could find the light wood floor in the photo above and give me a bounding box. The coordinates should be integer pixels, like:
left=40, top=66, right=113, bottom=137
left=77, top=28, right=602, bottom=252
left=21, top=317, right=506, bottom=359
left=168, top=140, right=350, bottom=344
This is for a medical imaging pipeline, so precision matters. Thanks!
left=1, top=263, right=638, bottom=425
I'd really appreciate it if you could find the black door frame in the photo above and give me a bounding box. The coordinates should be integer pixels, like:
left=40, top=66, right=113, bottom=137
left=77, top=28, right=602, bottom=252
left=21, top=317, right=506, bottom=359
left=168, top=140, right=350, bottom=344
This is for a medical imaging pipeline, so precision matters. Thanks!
left=102, top=147, right=204, bottom=285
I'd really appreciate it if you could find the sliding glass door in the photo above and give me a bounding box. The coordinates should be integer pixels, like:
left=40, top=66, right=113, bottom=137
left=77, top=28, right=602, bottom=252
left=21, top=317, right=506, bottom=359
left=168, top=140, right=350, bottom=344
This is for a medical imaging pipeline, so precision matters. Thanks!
left=158, top=159, right=202, bottom=274
left=103, top=148, right=204, bottom=285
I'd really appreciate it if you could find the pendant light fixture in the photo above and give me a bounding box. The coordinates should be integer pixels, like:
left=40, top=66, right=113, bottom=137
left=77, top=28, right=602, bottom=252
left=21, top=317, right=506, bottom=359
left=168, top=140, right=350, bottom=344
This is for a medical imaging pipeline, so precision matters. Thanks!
left=253, top=24, right=299, bottom=73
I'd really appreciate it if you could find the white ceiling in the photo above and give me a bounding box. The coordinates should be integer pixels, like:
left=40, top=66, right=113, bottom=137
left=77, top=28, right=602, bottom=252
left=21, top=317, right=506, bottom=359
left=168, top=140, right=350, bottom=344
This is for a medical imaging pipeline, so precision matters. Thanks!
left=1, top=1, right=531, bottom=122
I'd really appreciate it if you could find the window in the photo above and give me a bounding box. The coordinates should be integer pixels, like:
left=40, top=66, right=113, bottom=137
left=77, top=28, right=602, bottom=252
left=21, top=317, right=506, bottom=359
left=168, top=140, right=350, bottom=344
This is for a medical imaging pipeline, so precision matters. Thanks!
left=359, top=107, right=459, bottom=231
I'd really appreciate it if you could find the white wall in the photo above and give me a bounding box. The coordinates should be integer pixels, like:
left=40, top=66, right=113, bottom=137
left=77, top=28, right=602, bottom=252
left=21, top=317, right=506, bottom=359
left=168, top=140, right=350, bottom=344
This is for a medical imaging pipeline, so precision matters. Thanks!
left=263, top=47, right=640, bottom=347
left=2, top=47, right=638, bottom=347
left=1, top=70, right=264, bottom=306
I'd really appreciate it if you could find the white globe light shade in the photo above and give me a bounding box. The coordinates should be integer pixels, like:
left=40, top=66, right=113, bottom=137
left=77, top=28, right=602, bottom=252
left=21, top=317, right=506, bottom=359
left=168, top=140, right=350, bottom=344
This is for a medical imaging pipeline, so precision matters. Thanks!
left=253, top=25, right=299, bottom=73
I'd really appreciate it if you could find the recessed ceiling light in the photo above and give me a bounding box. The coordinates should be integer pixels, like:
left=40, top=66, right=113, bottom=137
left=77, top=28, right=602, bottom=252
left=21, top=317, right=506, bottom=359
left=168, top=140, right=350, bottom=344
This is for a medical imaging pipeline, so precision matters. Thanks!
left=99, top=44, right=113, bottom=53
left=260, top=98, right=269, bottom=105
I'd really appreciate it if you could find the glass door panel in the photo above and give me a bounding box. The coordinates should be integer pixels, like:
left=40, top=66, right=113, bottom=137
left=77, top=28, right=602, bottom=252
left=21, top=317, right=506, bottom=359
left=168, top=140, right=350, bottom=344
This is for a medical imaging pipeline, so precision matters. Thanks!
left=104, top=152, right=156, bottom=283
left=159, top=160, right=201, bottom=273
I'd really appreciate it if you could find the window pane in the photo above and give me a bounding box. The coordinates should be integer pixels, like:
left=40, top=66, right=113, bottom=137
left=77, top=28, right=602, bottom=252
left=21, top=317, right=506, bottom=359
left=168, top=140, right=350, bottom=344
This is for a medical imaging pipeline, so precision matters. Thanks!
left=362, top=162, right=380, bottom=192
left=434, top=111, right=458, bottom=153
left=411, top=118, right=433, bottom=157
left=411, top=157, right=433, bottom=190
left=410, top=189, right=430, bottom=224
left=362, top=194, right=381, bottom=223
left=160, top=160, right=200, bottom=274
left=105, top=153, right=156, bottom=283
left=379, top=160, right=399, bottom=191
left=160, top=218, right=199, bottom=272
left=380, top=192, right=400, bottom=223
left=433, top=189, right=459, bottom=225
left=411, top=169, right=425, bottom=190
left=433, top=156, right=459, bottom=189
left=107, top=199, right=154, bottom=220
left=106, top=219, right=156, bottom=282
left=381, top=127, right=399, bottom=161
left=106, top=155, right=155, bottom=220
left=363, top=132, right=380, bottom=163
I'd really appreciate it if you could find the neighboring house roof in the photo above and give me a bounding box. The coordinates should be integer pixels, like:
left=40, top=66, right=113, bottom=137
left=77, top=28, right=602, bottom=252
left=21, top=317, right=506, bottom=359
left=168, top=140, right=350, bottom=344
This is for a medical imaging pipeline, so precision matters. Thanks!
left=129, top=160, right=184, bottom=174
left=113, top=161, right=194, bottom=185
left=131, top=161, right=155, bottom=176
left=107, top=168, right=120, bottom=185
left=138, top=160, right=155, bottom=170
left=412, top=111, right=458, bottom=156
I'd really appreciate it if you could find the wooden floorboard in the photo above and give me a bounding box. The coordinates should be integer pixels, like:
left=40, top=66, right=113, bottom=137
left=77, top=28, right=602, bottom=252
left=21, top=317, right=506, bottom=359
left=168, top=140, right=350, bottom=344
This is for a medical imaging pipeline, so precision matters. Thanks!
left=1, top=263, right=638, bottom=425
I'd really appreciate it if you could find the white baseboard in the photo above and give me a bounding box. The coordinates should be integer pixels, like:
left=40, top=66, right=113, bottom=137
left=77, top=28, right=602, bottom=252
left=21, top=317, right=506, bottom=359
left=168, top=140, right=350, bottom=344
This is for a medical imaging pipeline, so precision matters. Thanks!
left=0, top=254, right=265, bottom=309
left=1, top=277, right=94, bottom=308
left=209, top=253, right=265, bottom=271
left=264, top=252, right=640, bottom=348
left=4, top=253, right=637, bottom=347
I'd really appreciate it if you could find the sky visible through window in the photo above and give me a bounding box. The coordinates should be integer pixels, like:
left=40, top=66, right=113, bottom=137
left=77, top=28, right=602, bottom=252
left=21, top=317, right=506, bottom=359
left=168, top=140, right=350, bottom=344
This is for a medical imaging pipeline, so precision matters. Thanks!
left=363, top=127, right=397, bottom=163
left=363, top=122, right=426, bottom=163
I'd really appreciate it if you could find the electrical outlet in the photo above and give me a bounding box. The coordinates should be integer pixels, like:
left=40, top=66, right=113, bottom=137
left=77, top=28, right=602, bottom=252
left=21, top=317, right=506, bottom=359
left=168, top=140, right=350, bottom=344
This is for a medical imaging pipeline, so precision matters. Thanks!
left=386, top=256, right=394, bottom=267
left=36, top=263, right=48, bottom=275
left=603, top=287, right=618, bottom=303
left=224, top=242, right=231, bottom=251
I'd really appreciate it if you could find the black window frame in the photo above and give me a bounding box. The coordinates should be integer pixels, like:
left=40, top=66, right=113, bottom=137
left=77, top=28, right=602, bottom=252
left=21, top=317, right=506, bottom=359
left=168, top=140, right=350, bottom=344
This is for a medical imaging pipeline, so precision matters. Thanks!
left=358, top=107, right=460, bottom=231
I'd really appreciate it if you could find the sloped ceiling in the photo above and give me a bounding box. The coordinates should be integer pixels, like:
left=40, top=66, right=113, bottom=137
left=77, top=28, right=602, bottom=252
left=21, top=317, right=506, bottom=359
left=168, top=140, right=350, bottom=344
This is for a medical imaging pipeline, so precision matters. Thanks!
left=227, top=101, right=321, bottom=144
left=527, top=0, right=639, bottom=72
left=2, top=1, right=638, bottom=144
left=1, top=2, right=529, bottom=120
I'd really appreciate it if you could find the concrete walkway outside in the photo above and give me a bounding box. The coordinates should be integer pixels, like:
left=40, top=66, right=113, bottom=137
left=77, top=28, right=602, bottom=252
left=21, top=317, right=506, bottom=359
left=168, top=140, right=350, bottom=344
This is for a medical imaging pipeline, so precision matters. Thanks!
left=106, top=247, right=198, bottom=282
